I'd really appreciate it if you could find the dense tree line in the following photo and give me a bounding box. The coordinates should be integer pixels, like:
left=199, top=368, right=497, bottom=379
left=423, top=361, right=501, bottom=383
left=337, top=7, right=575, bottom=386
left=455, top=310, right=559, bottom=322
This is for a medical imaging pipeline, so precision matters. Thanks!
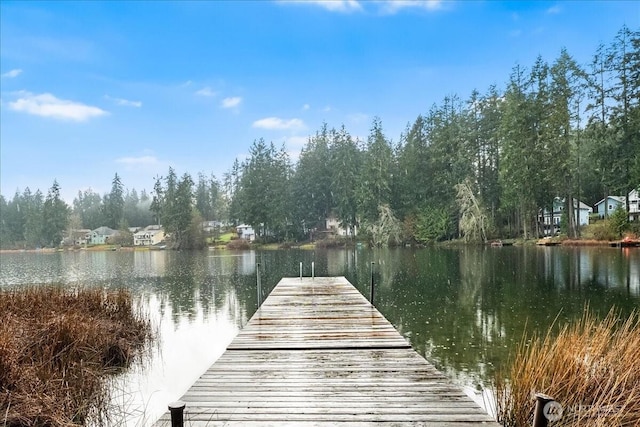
left=228, top=26, right=639, bottom=244
left=1, top=26, right=638, bottom=248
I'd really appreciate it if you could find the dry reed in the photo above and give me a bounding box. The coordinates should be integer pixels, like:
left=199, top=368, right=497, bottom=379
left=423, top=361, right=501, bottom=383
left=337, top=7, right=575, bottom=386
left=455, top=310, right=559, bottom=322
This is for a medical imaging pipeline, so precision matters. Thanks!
left=0, top=286, right=152, bottom=426
left=495, top=308, right=640, bottom=426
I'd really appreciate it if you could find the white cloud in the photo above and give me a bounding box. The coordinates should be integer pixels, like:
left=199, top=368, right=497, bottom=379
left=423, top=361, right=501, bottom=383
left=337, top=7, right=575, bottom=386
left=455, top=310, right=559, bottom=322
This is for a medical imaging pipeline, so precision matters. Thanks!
left=8, top=91, right=108, bottom=121
left=1, top=69, right=22, bottom=78
left=116, top=155, right=160, bottom=167
left=105, top=95, right=142, bottom=108
left=252, top=117, right=306, bottom=131
left=380, top=0, right=443, bottom=14
left=282, top=0, right=362, bottom=13
left=221, top=96, right=242, bottom=109
left=302, top=104, right=310, bottom=111
left=322, top=106, right=332, bottom=112
left=546, top=5, right=561, bottom=14
left=195, top=86, right=217, bottom=97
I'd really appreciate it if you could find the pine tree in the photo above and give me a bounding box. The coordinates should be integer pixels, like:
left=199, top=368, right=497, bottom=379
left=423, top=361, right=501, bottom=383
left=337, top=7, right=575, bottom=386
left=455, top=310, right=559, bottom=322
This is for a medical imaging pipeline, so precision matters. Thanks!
left=43, top=180, right=69, bottom=247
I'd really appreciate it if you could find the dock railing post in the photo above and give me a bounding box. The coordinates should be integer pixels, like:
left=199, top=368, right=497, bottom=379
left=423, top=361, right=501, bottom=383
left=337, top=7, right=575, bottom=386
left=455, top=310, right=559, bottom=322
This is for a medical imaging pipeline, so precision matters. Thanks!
left=370, top=262, right=375, bottom=304
left=533, top=393, right=562, bottom=427
left=312, top=262, right=315, bottom=279
left=168, top=401, right=186, bottom=427
left=300, top=262, right=303, bottom=280
left=256, top=262, right=262, bottom=307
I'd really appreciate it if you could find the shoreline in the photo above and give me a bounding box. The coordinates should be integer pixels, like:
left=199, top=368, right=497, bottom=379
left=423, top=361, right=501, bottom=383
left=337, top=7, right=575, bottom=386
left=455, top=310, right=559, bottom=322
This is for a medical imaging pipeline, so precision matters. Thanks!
left=2, top=238, right=638, bottom=254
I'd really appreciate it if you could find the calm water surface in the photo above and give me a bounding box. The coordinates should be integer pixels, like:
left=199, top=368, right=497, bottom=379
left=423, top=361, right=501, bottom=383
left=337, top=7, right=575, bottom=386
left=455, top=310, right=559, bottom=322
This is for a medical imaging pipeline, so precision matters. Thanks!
left=1, top=246, right=638, bottom=425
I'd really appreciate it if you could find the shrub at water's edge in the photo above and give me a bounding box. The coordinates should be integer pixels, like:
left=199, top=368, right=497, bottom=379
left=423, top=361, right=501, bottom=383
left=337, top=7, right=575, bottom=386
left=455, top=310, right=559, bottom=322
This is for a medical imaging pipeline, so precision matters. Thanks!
left=0, top=286, right=153, bottom=426
left=494, top=309, right=640, bottom=426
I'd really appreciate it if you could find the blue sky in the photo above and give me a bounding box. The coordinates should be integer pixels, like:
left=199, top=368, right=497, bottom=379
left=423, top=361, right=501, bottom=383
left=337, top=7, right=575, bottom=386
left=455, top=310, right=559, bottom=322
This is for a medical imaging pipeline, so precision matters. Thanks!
left=1, top=1, right=638, bottom=202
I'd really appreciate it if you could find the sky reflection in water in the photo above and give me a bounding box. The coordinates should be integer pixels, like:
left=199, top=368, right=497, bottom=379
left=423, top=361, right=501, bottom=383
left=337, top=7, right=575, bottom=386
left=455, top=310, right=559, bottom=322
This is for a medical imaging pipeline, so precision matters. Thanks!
left=0, top=246, right=638, bottom=425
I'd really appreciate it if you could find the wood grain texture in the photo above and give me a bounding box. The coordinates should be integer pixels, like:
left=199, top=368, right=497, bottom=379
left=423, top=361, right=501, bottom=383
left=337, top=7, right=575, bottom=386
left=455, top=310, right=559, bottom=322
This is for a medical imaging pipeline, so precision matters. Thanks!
left=154, top=277, right=499, bottom=426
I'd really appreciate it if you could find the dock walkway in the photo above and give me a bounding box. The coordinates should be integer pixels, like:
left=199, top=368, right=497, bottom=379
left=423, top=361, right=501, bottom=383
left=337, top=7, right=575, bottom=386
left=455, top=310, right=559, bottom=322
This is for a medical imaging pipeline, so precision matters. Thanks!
left=155, top=277, right=499, bottom=426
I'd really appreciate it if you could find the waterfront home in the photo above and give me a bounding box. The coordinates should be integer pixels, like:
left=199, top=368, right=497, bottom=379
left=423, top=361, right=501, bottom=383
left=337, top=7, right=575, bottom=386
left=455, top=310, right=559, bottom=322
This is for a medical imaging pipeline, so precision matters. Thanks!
left=325, top=214, right=357, bottom=237
left=236, top=224, right=255, bottom=241
left=541, top=198, right=592, bottom=235
left=595, top=188, right=640, bottom=220
left=133, top=225, right=165, bottom=246
left=61, top=229, right=92, bottom=246
left=90, top=227, right=119, bottom=245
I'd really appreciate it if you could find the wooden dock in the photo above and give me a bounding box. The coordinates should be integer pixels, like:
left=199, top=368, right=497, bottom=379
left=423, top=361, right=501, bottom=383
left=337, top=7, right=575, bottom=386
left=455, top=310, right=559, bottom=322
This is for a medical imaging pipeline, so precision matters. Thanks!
left=154, top=277, right=499, bottom=426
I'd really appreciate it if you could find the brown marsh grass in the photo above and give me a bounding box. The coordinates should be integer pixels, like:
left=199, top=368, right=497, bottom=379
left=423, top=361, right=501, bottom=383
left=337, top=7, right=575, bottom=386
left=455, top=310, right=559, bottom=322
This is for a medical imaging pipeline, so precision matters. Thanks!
left=0, top=286, right=153, bottom=426
left=495, top=308, right=640, bottom=426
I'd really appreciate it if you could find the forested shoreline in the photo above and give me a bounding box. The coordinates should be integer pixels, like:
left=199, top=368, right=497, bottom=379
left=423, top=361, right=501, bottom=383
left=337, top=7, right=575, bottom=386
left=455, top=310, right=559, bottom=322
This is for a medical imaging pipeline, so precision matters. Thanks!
left=1, top=25, right=638, bottom=249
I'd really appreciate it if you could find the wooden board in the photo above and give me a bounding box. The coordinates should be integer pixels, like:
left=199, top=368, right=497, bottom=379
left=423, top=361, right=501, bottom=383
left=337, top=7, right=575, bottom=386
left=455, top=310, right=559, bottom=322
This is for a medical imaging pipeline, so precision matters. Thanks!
left=154, top=277, right=499, bottom=426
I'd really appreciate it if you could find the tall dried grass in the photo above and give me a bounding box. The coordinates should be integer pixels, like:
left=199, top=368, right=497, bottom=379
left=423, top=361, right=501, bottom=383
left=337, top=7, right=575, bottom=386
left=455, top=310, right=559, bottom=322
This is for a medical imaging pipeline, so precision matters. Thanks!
left=495, top=309, right=640, bottom=426
left=0, top=286, right=152, bottom=426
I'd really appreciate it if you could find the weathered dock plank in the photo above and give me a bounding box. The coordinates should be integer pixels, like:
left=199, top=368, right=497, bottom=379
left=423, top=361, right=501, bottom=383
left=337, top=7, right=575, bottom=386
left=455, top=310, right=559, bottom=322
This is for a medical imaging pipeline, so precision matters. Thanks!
left=154, top=277, right=498, bottom=426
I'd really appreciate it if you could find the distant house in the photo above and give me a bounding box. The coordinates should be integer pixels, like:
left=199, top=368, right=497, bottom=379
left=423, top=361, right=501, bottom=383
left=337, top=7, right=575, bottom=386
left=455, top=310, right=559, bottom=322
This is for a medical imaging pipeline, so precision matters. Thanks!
left=629, top=189, right=640, bottom=221
left=202, top=220, right=223, bottom=234
left=325, top=215, right=357, bottom=237
left=90, top=226, right=119, bottom=245
left=541, top=198, right=592, bottom=235
left=595, top=196, right=626, bottom=218
left=73, top=229, right=92, bottom=246
left=236, top=224, right=255, bottom=241
left=61, top=229, right=92, bottom=246
left=133, top=225, right=165, bottom=246
left=595, top=189, right=640, bottom=220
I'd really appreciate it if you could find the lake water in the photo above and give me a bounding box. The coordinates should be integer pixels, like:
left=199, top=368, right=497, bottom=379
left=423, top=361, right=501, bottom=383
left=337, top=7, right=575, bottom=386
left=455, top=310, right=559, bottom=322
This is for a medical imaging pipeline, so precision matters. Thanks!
left=1, top=246, right=639, bottom=425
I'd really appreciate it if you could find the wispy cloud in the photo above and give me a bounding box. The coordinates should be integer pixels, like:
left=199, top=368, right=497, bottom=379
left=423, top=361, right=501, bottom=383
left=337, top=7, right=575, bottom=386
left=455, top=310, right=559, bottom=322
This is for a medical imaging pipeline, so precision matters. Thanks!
left=253, top=117, right=306, bottom=131
left=105, top=95, right=142, bottom=108
left=302, top=104, right=310, bottom=111
left=1, top=69, right=22, bottom=78
left=348, top=112, right=369, bottom=124
left=380, top=0, right=443, bottom=14
left=546, top=5, right=561, bottom=14
left=281, top=0, right=362, bottom=13
left=8, top=91, right=108, bottom=121
left=116, top=155, right=160, bottom=167
left=221, top=96, right=242, bottom=109
left=195, top=86, right=217, bottom=97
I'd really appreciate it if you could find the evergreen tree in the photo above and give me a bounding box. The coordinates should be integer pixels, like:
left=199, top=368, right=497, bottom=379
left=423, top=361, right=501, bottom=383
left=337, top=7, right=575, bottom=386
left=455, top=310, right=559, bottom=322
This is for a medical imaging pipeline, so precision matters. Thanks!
left=357, top=118, right=394, bottom=224
left=24, top=189, right=45, bottom=248
left=196, top=172, right=213, bottom=221
left=169, top=173, right=195, bottom=249
left=3, top=191, right=26, bottom=246
left=150, top=176, right=164, bottom=225
left=105, top=173, right=125, bottom=229
left=394, top=115, right=431, bottom=219
left=43, top=180, right=69, bottom=247
left=292, top=125, right=333, bottom=231
left=500, top=64, right=537, bottom=238
left=608, top=25, right=640, bottom=210
left=329, top=126, right=361, bottom=236
left=549, top=49, right=584, bottom=237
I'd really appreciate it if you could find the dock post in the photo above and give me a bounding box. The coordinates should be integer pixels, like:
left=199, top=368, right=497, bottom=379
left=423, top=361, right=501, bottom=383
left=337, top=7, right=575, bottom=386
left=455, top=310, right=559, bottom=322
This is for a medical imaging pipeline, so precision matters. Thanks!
left=256, top=262, right=262, bottom=307
left=300, top=262, right=303, bottom=280
left=533, top=393, right=562, bottom=427
left=168, top=401, right=186, bottom=427
left=370, top=262, right=375, bottom=304
left=312, top=262, right=315, bottom=279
